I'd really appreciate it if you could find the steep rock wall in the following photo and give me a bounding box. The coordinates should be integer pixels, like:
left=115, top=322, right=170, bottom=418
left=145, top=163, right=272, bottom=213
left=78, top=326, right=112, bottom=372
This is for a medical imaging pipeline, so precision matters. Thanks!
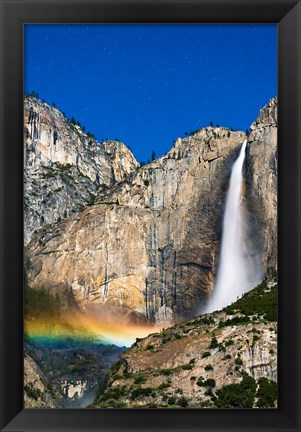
left=246, top=97, right=277, bottom=271
left=25, top=98, right=277, bottom=326
left=24, top=96, right=138, bottom=244
left=24, top=353, right=61, bottom=408
left=26, top=127, right=246, bottom=324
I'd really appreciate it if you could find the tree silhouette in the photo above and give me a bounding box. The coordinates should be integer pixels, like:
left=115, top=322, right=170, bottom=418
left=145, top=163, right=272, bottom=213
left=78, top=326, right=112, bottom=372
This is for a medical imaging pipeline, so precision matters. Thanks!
left=30, top=90, right=39, bottom=99
left=151, top=150, right=156, bottom=161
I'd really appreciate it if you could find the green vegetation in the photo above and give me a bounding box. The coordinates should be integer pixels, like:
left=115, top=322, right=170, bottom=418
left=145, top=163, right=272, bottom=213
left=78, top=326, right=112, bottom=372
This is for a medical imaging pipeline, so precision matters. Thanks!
left=196, top=376, right=216, bottom=388
left=40, top=171, right=55, bottom=179
left=222, top=354, right=231, bottom=361
left=256, top=377, right=277, bottom=408
left=215, top=374, right=257, bottom=408
left=218, top=343, right=226, bottom=352
left=196, top=377, right=204, bottom=386
left=110, top=360, right=121, bottom=375
left=209, top=335, right=219, bottom=349
left=24, top=385, right=43, bottom=400
left=205, top=364, right=213, bottom=371
left=29, top=90, right=39, bottom=99
left=160, top=368, right=174, bottom=376
left=168, top=396, right=176, bottom=405
left=182, top=363, right=194, bottom=370
left=205, top=378, right=216, bottom=388
left=188, top=128, right=201, bottom=136
left=215, top=374, right=277, bottom=408
left=24, top=284, right=60, bottom=319
left=55, top=162, right=72, bottom=171
left=158, top=382, right=170, bottom=390
left=174, top=333, right=182, bottom=340
left=224, top=278, right=277, bottom=321
left=178, top=396, right=188, bottom=407
left=134, top=375, right=147, bottom=385
left=235, top=356, right=243, bottom=367
left=131, top=387, right=153, bottom=399
left=46, top=383, right=57, bottom=399
left=223, top=315, right=251, bottom=326
left=95, top=276, right=278, bottom=409
left=193, top=316, right=215, bottom=326
left=252, top=335, right=260, bottom=346
left=99, top=386, right=127, bottom=402
left=225, top=339, right=234, bottom=347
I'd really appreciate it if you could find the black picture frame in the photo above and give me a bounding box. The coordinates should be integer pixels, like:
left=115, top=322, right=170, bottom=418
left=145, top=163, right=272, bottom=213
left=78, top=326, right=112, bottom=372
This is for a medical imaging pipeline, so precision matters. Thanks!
left=0, top=1, right=300, bottom=431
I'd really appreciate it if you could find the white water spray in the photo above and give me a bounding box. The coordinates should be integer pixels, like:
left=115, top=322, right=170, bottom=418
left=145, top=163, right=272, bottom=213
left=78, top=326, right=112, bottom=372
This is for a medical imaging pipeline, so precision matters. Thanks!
left=205, top=140, right=261, bottom=313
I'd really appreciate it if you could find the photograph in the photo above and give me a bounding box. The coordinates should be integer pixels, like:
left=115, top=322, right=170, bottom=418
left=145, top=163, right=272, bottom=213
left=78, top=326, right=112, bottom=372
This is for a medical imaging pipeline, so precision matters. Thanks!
left=23, top=23, right=278, bottom=409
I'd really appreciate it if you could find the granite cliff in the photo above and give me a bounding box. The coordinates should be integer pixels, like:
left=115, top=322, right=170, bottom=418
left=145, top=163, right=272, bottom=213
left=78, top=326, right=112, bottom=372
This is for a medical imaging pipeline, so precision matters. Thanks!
left=92, top=276, right=277, bottom=408
left=24, top=340, right=126, bottom=408
left=24, top=352, right=61, bottom=408
left=24, top=96, right=138, bottom=244
left=25, top=97, right=277, bottom=326
left=247, top=97, right=277, bottom=271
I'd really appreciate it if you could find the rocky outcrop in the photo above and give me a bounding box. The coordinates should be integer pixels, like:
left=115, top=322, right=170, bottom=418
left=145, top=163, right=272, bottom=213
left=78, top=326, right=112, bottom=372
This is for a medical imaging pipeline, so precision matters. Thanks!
left=24, top=340, right=126, bottom=408
left=24, top=96, right=138, bottom=244
left=25, top=97, right=277, bottom=327
left=26, top=126, right=246, bottom=325
left=24, top=352, right=61, bottom=408
left=92, top=279, right=277, bottom=408
left=246, top=97, right=277, bottom=271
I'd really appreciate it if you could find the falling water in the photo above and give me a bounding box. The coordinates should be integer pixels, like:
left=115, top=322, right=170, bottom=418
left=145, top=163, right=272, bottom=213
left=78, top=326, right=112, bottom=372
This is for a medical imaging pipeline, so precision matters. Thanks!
left=205, top=140, right=261, bottom=313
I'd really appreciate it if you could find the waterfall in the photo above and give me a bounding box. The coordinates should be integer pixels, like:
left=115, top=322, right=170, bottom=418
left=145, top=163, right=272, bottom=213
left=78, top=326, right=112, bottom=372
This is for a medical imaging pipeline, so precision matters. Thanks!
left=205, top=140, right=261, bottom=313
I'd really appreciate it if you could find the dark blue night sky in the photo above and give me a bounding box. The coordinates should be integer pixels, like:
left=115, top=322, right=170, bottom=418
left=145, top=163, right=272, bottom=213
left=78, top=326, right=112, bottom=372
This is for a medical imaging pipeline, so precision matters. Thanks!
left=24, top=24, right=277, bottom=163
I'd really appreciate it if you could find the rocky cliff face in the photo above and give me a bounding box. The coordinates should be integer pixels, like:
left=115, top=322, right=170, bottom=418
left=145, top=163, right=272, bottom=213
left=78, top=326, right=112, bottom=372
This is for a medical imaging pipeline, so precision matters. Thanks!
left=24, top=96, right=138, bottom=244
left=26, top=127, right=246, bottom=325
left=247, top=97, right=277, bottom=271
left=24, top=352, right=61, bottom=408
left=25, top=97, right=277, bottom=327
left=92, top=278, right=277, bottom=408
left=24, top=340, right=126, bottom=408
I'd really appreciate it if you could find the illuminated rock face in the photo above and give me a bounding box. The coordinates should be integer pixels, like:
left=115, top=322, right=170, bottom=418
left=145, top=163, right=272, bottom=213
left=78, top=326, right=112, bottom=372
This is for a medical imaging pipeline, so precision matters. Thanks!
left=24, top=96, right=139, bottom=244
left=24, top=353, right=61, bottom=408
left=246, top=97, right=277, bottom=272
left=25, top=98, right=277, bottom=326
left=93, top=279, right=278, bottom=409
